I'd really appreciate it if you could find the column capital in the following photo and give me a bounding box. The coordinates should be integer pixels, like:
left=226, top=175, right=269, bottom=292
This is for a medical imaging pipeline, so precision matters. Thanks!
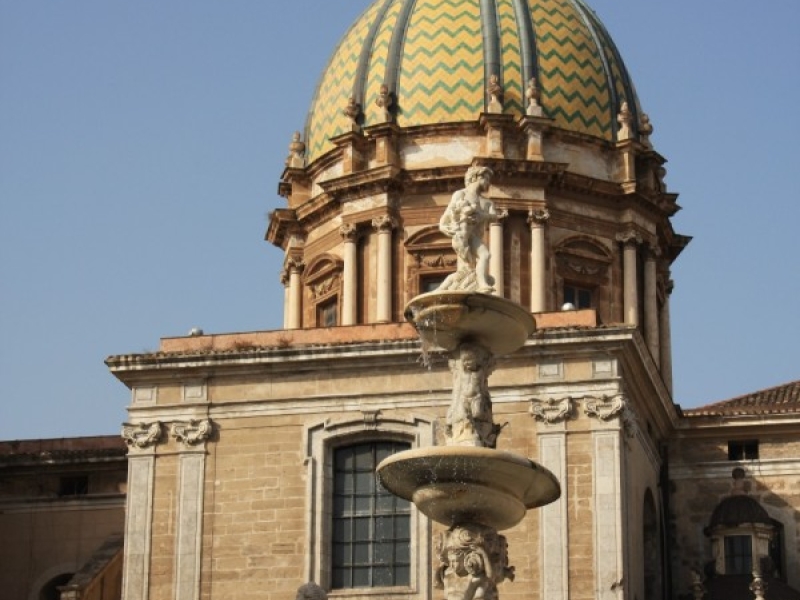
left=279, top=269, right=290, bottom=286
left=616, top=230, right=642, bottom=246
left=527, top=208, right=550, bottom=226
left=287, top=257, right=305, bottom=274
left=339, top=222, right=359, bottom=241
left=492, top=208, right=509, bottom=222
left=371, top=214, right=398, bottom=232
left=645, top=243, right=662, bottom=260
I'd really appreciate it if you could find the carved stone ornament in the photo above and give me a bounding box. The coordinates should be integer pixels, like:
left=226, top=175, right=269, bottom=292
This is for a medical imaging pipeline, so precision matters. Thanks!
left=527, top=208, right=550, bottom=227
left=529, top=396, right=573, bottom=424
left=343, top=95, right=361, bottom=127
left=434, top=524, right=515, bottom=600
left=171, top=419, right=212, bottom=446
left=584, top=394, right=626, bottom=421
left=617, top=100, right=634, bottom=141
left=311, top=273, right=340, bottom=299
left=415, top=253, right=457, bottom=269
left=371, top=214, right=397, bottom=232
left=375, top=83, right=394, bottom=122
left=285, top=131, right=306, bottom=168
left=294, top=582, right=328, bottom=600
left=639, top=113, right=653, bottom=148
left=615, top=230, right=642, bottom=246
left=339, top=223, right=358, bottom=241
left=121, top=422, right=162, bottom=449
left=525, top=78, right=543, bottom=116
left=287, top=257, right=305, bottom=274
left=487, top=73, right=503, bottom=114
left=689, top=568, right=706, bottom=600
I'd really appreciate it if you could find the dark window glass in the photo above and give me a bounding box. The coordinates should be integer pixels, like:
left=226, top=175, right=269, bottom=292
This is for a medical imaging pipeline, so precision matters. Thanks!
left=318, top=298, right=338, bottom=327
left=725, top=535, right=753, bottom=574
left=564, top=284, right=593, bottom=309
left=728, top=440, right=759, bottom=460
left=59, top=475, right=88, bottom=497
left=332, top=441, right=411, bottom=589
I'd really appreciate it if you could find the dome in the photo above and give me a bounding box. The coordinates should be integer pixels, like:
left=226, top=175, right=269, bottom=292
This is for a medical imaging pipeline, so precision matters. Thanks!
left=708, top=495, right=772, bottom=529
left=305, top=0, right=641, bottom=163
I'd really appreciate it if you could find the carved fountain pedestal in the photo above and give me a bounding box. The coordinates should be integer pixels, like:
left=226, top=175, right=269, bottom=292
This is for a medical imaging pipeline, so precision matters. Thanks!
left=377, top=291, right=561, bottom=600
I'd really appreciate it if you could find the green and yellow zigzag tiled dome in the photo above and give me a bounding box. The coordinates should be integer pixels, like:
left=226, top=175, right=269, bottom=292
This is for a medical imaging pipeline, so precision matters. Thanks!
left=305, top=0, right=642, bottom=163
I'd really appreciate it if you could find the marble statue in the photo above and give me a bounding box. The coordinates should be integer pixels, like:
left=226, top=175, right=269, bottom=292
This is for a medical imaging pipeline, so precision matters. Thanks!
left=447, top=342, right=501, bottom=448
left=438, top=166, right=497, bottom=293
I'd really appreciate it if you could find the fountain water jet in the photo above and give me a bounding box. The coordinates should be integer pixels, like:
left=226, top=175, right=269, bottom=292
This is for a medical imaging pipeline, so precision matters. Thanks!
left=377, top=166, right=560, bottom=600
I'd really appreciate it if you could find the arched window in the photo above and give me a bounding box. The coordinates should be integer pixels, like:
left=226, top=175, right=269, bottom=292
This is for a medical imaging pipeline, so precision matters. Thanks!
left=554, top=236, right=612, bottom=318
left=404, top=227, right=456, bottom=298
left=303, top=254, right=344, bottom=327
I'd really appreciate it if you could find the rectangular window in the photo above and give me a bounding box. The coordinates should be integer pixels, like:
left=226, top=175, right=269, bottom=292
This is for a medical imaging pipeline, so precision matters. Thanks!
left=59, top=475, right=88, bottom=497
left=728, top=440, right=759, bottom=460
left=563, top=284, right=593, bottom=309
left=725, top=535, right=753, bottom=574
left=317, top=298, right=338, bottom=327
left=332, top=441, right=411, bottom=589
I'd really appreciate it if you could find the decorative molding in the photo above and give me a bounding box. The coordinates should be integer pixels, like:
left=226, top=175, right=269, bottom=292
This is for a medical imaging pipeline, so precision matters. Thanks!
left=310, top=272, right=341, bottom=300
left=170, top=419, right=213, bottom=447
left=122, top=422, right=162, bottom=449
left=361, top=409, right=381, bottom=429
left=584, top=394, right=625, bottom=421
left=529, top=397, right=574, bottom=424
left=133, top=386, right=156, bottom=406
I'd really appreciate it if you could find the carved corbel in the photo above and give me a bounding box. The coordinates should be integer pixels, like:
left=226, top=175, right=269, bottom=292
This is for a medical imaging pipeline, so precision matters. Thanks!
left=529, top=396, right=573, bottom=424
left=171, top=419, right=213, bottom=447
left=122, top=421, right=163, bottom=449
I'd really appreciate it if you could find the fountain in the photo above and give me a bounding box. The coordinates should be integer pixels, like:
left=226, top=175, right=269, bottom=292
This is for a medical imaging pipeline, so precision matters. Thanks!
left=377, top=166, right=561, bottom=600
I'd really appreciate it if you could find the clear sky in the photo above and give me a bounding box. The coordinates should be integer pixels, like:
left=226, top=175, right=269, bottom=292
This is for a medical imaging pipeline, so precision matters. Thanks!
left=1, top=0, right=798, bottom=440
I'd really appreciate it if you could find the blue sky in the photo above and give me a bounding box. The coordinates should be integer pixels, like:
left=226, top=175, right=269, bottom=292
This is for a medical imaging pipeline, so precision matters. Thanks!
left=1, top=0, right=798, bottom=440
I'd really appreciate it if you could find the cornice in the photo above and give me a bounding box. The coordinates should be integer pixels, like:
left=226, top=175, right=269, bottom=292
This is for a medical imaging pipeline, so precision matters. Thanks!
left=317, top=164, right=401, bottom=200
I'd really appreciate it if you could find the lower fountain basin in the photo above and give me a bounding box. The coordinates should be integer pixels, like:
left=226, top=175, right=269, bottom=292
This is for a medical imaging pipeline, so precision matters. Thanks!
left=404, top=291, right=536, bottom=356
left=377, top=446, right=560, bottom=531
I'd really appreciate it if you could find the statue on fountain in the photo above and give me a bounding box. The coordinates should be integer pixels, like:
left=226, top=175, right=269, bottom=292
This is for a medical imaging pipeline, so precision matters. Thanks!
left=447, top=342, right=502, bottom=448
left=438, top=166, right=497, bottom=294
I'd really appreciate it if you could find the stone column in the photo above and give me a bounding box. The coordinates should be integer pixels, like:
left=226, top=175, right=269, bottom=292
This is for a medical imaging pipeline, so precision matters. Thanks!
left=643, top=245, right=660, bottom=366
left=528, top=209, right=550, bottom=313
left=616, top=231, right=641, bottom=326
left=340, top=224, right=359, bottom=326
left=287, top=259, right=304, bottom=329
left=659, top=279, right=674, bottom=394
left=372, top=215, right=397, bottom=323
left=489, top=210, right=507, bottom=297
left=280, top=269, right=290, bottom=329
left=121, top=422, right=164, bottom=600
left=170, top=420, right=213, bottom=600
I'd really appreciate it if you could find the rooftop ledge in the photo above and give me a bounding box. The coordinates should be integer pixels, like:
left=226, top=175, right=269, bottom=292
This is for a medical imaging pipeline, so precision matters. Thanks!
left=159, top=309, right=597, bottom=354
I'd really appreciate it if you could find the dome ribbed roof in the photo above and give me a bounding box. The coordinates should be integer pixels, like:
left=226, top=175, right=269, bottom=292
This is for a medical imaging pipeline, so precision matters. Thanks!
left=305, top=0, right=641, bottom=162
